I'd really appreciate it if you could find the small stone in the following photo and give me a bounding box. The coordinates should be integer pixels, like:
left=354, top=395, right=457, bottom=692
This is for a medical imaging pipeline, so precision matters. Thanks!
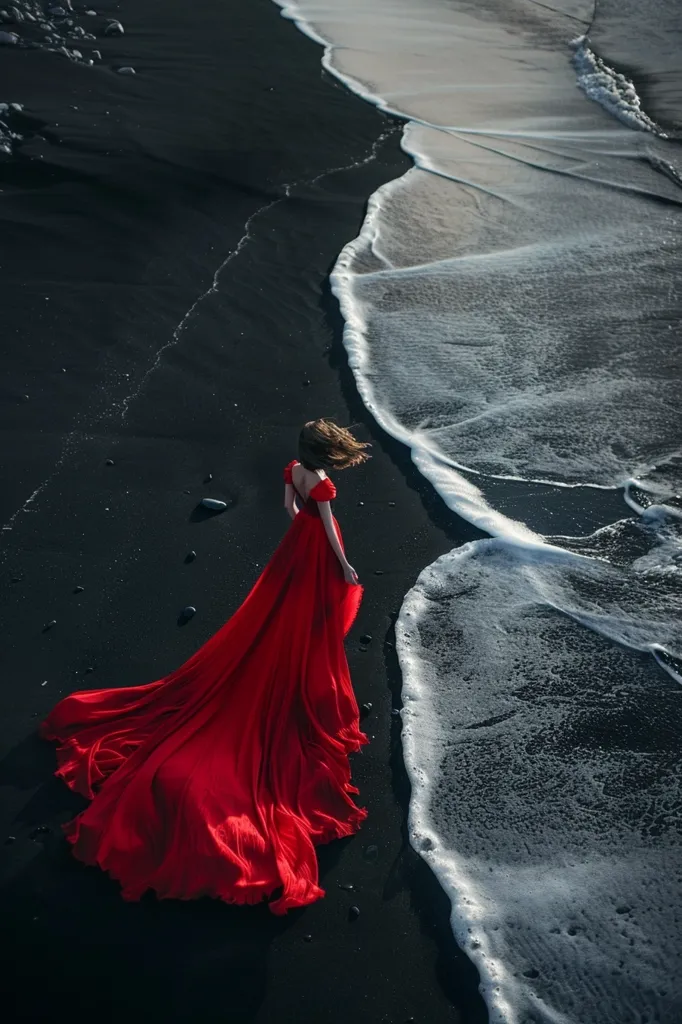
left=200, top=498, right=227, bottom=511
left=348, top=905, right=361, bottom=920
left=10, top=577, right=20, bottom=584
left=302, top=379, right=311, bottom=387
left=183, top=489, right=191, bottom=494
left=363, top=844, right=379, bottom=863
left=44, top=619, right=57, bottom=630
left=357, top=501, right=364, bottom=506
left=182, top=605, right=196, bottom=619
left=105, top=458, right=114, bottom=466
left=0, top=31, right=19, bottom=44
left=374, top=570, right=384, bottom=576
left=204, top=473, right=213, bottom=483
left=359, top=646, right=368, bottom=653
left=360, top=634, right=372, bottom=645
left=0, top=11, right=12, bottom=24
left=337, top=883, right=355, bottom=892
left=22, top=394, right=30, bottom=400
left=185, top=550, right=197, bottom=562
left=85, top=8, right=97, bottom=14
left=41, top=680, right=48, bottom=687
left=29, top=825, right=51, bottom=841
left=388, top=501, right=396, bottom=507
left=303, top=934, right=312, bottom=943
left=73, top=585, right=85, bottom=593
left=361, top=702, right=373, bottom=714
left=4, top=835, right=15, bottom=844
left=103, top=19, right=123, bottom=35
left=391, top=708, right=401, bottom=716
left=85, top=666, right=94, bottom=674
left=48, top=6, right=67, bottom=15
left=116, top=66, right=136, bottom=75
left=92, top=48, right=101, bottom=59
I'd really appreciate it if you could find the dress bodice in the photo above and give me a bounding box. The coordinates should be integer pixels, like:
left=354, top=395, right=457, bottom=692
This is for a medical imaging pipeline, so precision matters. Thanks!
left=284, top=460, right=336, bottom=518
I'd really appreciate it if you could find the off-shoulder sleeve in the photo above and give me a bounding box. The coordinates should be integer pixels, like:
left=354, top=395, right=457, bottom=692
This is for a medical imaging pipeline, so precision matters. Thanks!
left=283, top=460, right=297, bottom=484
left=309, top=477, right=337, bottom=502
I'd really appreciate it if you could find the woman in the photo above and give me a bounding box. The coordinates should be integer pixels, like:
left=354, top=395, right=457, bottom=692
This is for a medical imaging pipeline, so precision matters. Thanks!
left=42, top=418, right=370, bottom=914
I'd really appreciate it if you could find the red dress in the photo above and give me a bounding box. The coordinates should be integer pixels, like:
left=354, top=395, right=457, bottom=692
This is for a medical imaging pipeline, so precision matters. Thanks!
left=41, top=462, right=367, bottom=914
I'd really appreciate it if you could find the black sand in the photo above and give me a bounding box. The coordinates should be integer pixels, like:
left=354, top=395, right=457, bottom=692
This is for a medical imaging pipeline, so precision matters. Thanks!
left=1, top=1, right=488, bottom=1021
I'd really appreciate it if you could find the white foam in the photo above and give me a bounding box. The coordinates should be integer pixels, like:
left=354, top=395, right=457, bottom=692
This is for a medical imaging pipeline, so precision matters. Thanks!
left=571, top=36, right=666, bottom=137
left=273, top=1, right=682, bottom=1020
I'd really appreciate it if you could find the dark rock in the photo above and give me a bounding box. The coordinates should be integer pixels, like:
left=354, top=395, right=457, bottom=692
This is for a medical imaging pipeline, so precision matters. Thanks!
left=92, top=48, right=101, bottom=59
left=204, top=473, right=213, bottom=483
left=29, top=825, right=51, bottom=841
left=10, top=577, right=20, bottom=584
left=116, top=66, right=136, bottom=75
left=73, top=585, right=85, bottom=593
left=183, top=489, right=191, bottom=494
left=48, top=6, right=68, bottom=15
left=348, top=905, right=361, bottom=920
left=360, top=633, right=372, bottom=645
left=523, top=968, right=540, bottom=979
left=357, top=501, right=364, bottom=506
left=181, top=605, right=196, bottom=620
left=0, top=31, right=19, bottom=44
left=360, top=702, right=373, bottom=714
left=388, top=501, right=396, bottom=507
left=103, top=18, right=123, bottom=34
left=4, top=835, right=15, bottom=844
left=391, top=708, right=401, bottom=716
left=85, top=666, right=94, bottom=674
left=359, top=646, right=368, bottom=653
left=302, top=379, right=311, bottom=387
left=303, top=934, right=312, bottom=943
left=374, top=570, right=384, bottom=576
left=43, top=619, right=57, bottom=630
left=185, top=550, right=197, bottom=563
left=337, top=883, right=355, bottom=892
left=200, top=498, right=227, bottom=511
left=105, top=458, right=114, bottom=466
left=0, top=12, right=12, bottom=24
left=363, top=844, right=379, bottom=863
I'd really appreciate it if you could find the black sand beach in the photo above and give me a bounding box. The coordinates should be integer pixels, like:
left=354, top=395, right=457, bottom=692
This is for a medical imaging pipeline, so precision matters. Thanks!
left=0, top=1, right=487, bottom=1020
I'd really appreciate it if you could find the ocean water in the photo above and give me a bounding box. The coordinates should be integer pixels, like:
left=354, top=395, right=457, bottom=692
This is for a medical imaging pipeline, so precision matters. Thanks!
left=275, top=0, right=682, bottom=1021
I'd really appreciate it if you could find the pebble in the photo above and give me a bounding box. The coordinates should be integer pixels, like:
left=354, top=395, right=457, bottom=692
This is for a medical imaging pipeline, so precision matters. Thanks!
left=4, top=836, right=15, bottom=844
left=204, top=473, right=213, bottom=483
left=0, top=11, right=11, bottom=23
left=359, top=646, right=368, bottom=653
left=85, top=9, right=97, bottom=14
left=0, top=30, right=18, bottom=43
left=41, top=680, right=48, bottom=687
left=73, top=585, right=85, bottom=593
left=185, top=550, right=197, bottom=562
left=391, top=708, right=401, bottom=716
left=363, top=844, right=379, bottom=862
left=360, top=633, right=372, bottom=645
left=116, top=66, right=136, bottom=75
left=201, top=498, right=227, bottom=511
left=337, top=883, right=355, bottom=891
left=357, top=501, right=364, bottom=506
left=361, top=702, right=373, bottom=714
left=303, top=934, right=312, bottom=943
left=182, top=605, right=196, bottom=619
left=348, top=905, right=361, bottom=920
left=388, top=501, right=396, bottom=507
left=103, top=19, right=123, bottom=35
left=48, top=6, right=68, bottom=15
left=302, top=379, right=311, bottom=387
left=92, top=48, right=101, bottom=59
left=29, top=825, right=51, bottom=841
left=10, top=577, right=20, bottom=584
left=374, top=570, right=384, bottom=576
left=85, top=667, right=95, bottom=674
left=105, top=458, right=114, bottom=466
left=44, top=619, right=57, bottom=630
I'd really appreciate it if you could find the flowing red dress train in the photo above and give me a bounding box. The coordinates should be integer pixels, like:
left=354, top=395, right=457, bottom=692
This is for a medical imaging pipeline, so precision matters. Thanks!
left=41, top=462, right=367, bottom=914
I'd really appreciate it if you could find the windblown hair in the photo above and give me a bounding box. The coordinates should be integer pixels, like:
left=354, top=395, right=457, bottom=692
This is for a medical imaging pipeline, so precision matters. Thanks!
left=298, top=418, right=370, bottom=471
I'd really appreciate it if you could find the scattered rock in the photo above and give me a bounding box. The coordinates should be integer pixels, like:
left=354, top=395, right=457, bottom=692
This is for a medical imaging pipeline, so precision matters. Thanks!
left=360, top=633, right=372, bottom=645
left=116, top=66, right=135, bottom=75
left=103, top=19, right=123, bottom=35
left=10, top=577, right=20, bottom=584
left=4, top=835, right=15, bottom=844
left=373, top=570, right=384, bottom=576
left=48, top=6, right=68, bottom=15
left=357, top=501, right=364, bottom=506
left=303, top=934, right=312, bottom=943
left=337, top=882, right=355, bottom=892
left=185, top=550, right=197, bottom=562
left=388, top=501, right=396, bottom=507
left=348, top=905, right=361, bottom=920
left=73, top=585, right=85, bottom=593
left=22, top=394, right=30, bottom=400
left=85, top=666, right=95, bottom=674
left=85, top=8, right=97, bottom=14
left=183, top=488, right=191, bottom=494
left=43, top=619, right=57, bottom=630
left=363, top=844, right=379, bottom=863
left=181, top=605, right=196, bottom=620
left=0, top=12, right=12, bottom=24
left=361, top=702, right=373, bottom=714
left=204, top=473, right=213, bottom=483
left=105, top=458, right=114, bottom=466
left=0, top=30, right=18, bottom=44
left=302, top=379, right=311, bottom=387
left=200, top=498, right=227, bottom=511
left=391, top=708, right=401, bottom=716
left=92, top=48, right=101, bottom=59
left=41, top=680, right=48, bottom=687
left=359, top=646, right=368, bottom=653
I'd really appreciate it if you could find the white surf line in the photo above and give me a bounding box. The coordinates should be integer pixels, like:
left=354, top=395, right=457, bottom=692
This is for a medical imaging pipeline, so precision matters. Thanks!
left=0, top=135, right=392, bottom=536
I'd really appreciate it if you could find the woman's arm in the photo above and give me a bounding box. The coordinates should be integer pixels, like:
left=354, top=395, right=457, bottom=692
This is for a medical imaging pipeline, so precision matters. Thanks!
left=284, top=483, right=298, bottom=520
left=318, top=501, right=359, bottom=584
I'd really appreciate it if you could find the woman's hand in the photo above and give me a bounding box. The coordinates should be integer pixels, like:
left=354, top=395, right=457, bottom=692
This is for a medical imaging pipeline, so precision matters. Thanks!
left=343, top=563, right=359, bottom=585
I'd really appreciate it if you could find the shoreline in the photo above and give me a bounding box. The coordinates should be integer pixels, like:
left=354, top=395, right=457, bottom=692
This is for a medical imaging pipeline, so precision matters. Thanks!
left=0, top=1, right=487, bottom=1021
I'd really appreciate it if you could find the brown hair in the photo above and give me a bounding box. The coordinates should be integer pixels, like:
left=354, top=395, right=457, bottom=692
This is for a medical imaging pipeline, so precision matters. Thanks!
left=298, top=418, right=370, bottom=471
